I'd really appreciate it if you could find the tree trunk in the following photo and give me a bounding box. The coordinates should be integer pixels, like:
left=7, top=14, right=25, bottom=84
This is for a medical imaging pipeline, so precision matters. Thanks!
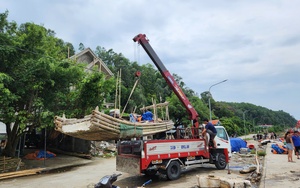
left=3, top=123, right=20, bottom=157
left=2, top=141, right=16, bottom=157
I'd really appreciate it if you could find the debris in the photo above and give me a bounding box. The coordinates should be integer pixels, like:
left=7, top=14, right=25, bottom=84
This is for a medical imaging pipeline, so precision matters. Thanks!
left=0, top=156, right=24, bottom=173
left=239, top=148, right=249, bottom=154
left=239, top=166, right=256, bottom=174
left=260, top=139, right=271, bottom=145
left=197, top=174, right=252, bottom=188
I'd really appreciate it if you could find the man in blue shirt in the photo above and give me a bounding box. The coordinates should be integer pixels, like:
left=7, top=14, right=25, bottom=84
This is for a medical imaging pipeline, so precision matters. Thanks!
left=292, top=131, right=300, bottom=159
left=202, top=118, right=217, bottom=148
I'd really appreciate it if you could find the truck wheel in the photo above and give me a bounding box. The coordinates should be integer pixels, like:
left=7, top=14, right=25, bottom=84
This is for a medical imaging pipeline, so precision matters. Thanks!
left=166, top=161, right=181, bottom=180
left=215, top=153, right=227, bottom=169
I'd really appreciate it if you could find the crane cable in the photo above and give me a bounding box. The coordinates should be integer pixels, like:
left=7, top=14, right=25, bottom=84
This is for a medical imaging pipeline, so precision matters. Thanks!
left=119, top=42, right=141, bottom=118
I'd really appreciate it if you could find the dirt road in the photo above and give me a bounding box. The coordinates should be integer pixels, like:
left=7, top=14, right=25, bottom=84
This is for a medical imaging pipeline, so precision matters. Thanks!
left=0, top=155, right=254, bottom=188
left=0, top=135, right=261, bottom=188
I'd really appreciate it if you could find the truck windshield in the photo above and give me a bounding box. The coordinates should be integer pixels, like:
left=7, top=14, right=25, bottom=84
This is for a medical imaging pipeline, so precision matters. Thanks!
left=216, top=127, right=228, bottom=140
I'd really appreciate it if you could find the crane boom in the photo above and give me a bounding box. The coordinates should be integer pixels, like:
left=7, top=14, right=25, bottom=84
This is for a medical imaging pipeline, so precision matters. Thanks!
left=133, top=34, right=199, bottom=130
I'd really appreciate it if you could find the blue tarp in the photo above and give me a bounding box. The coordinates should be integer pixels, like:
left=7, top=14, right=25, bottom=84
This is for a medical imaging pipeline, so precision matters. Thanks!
left=271, top=144, right=285, bottom=154
left=230, top=138, right=247, bottom=152
left=36, top=150, right=56, bottom=159
left=142, top=111, right=153, bottom=121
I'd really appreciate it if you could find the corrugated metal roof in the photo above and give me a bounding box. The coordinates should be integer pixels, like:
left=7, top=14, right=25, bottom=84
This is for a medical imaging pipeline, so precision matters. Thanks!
left=210, top=120, right=221, bottom=126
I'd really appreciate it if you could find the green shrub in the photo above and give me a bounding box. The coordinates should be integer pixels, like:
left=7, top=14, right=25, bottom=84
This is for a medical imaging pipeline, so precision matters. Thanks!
left=257, top=150, right=266, bottom=156
left=249, top=149, right=266, bottom=156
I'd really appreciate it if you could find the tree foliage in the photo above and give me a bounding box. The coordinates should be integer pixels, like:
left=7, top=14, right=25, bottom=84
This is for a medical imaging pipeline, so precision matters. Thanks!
left=0, top=11, right=114, bottom=156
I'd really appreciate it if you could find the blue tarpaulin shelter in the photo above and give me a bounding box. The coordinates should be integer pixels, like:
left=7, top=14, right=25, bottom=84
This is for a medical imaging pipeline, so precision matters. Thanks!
left=230, top=138, right=247, bottom=152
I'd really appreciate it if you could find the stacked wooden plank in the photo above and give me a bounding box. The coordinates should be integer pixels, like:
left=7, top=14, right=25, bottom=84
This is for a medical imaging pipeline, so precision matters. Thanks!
left=0, top=168, right=45, bottom=180
left=54, top=106, right=174, bottom=141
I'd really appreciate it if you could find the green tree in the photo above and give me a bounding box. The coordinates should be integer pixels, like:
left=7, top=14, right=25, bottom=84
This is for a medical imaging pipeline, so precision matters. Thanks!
left=94, top=46, right=172, bottom=114
left=167, top=93, right=187, bottom=126
left=73, top=71, right=115, bottom=117
left=220, top=117, right=241, bottom=136
left=78, top=43, right=85, bottom=51
left=0, top=12, right=114, bottom=156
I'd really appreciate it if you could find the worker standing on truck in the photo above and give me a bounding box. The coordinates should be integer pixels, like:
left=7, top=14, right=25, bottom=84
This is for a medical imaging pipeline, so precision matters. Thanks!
left=202, top=118, right=217, bottom=148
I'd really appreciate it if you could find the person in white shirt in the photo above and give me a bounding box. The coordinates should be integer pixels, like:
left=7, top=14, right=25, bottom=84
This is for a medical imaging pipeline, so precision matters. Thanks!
left=294, top=120, right=300, bottom=132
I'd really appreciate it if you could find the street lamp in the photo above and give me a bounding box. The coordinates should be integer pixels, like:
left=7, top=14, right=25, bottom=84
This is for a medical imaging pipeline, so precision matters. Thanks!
left=243, top=110, right=249, bottom=139
left=208, top=79, right=228, bottom=120
left=252, top=117, right=259, bottom=133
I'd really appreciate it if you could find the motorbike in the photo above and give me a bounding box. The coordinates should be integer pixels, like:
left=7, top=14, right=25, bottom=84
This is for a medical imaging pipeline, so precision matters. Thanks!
left=94, top=173, right=152, bottom=188
left=94, top=173, right=122, bottom=188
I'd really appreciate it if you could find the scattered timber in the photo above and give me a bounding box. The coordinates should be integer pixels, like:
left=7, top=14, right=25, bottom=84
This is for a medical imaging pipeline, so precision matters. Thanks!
left=0, top=156, right=44, bottom=180
left=0, top=168, right=45, bottom=180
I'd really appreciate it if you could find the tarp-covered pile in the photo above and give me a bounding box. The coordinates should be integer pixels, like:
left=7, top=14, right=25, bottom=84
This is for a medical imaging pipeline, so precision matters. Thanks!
left=271, top=143, right=287, bottom=154
left=230, top=138, right=247, bottom=152
left=24, top=150, right=56, bottom=160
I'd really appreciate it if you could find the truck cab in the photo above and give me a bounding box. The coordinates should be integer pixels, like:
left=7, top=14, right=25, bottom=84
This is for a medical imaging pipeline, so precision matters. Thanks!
left=215, top=126, right=231, bottom=157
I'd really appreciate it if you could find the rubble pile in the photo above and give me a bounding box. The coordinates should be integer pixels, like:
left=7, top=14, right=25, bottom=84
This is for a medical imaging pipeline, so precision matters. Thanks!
left=228, top=139, right=267, bottom=187
left=90, top=141, right=116, bottom=157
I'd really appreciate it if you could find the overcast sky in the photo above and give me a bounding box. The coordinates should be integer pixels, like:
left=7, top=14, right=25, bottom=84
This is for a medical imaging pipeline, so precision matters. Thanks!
left=2, top=0, right=300, bottom=122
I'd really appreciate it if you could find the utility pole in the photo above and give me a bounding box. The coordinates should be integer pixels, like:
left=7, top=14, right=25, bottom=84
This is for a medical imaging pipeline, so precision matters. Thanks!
left=243, top=110, right=249, bottom=139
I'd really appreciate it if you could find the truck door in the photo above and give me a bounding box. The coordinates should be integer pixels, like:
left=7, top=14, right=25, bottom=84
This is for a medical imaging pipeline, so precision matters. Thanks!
left=215, top=126, right=232, bottom=157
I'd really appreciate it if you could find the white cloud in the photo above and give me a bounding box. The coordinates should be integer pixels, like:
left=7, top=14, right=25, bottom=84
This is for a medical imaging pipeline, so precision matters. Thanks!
left=2, top=0, right=300, bottom=120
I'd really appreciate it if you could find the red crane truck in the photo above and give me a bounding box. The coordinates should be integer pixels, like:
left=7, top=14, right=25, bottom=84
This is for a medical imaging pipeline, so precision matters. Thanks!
left=116, top=34, right=229, bottom=180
